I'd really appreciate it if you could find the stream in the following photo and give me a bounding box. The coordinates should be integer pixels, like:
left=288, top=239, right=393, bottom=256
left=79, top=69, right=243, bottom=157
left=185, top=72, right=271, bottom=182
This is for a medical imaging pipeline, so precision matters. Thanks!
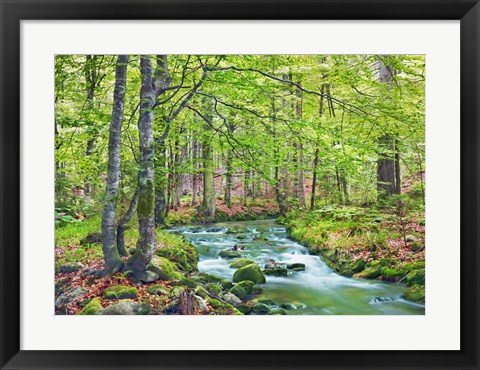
left=172, top=220, right=425, bottom=315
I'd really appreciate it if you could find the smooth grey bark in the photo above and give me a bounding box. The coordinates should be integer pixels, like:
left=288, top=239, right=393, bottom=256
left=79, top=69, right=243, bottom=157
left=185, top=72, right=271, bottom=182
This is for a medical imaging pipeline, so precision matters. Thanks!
left=117, top=188, right=139, bottom=257
left=100, top=55, right=129, bottom=274
left=154, top=141, right=167, bottom=226
left=126, top=56, right=164, bottom=280
left=200, top=102, right=216, bottom=222
left=224, top=124, right=235, bottom=208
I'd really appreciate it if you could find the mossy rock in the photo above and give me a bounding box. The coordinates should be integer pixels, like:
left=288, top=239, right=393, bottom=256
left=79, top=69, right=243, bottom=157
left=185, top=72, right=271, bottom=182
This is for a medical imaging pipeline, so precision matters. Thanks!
left=270, top=308, right=287, bottom=315
left=403, top=285, right=425, bottom=304
left=55, top=287, right=87, bottom=312
left=147, top=256, right=183, bottom=281
left=221, top=292, right=242, bottom=305
left=221, top=279, right=233, bottom=290
left=263, top=267, right=288, bottom=277
left=57, top=262, right=84, bottom=274
left=80, top=232, right=102, bottom=245
left=195, top=285, right=209, bottom=299
left=257, top=299, right=276, bottom=306
left=381, top=267, right=405, bottom=282
left=359, top=266, right=382, bottom=279
left=155, top=239, right=198, bottom=273
left=98, top=300, right=150, bottom=315
left=406, top=270, right=425, bottom=286
left=350, top=259, right=366, bottom=273
left=286, top=263, right=305, bottom=271
left=169, top=286, right=184, bottom=299
left=209, top=298, right=243, bottom=315
left=251, top=302, right=270, bottom=315
left=196, top=272, right=224, bottom=284
left=206, top=282, right=223, bottom=295
left=229, top=280, right=254, bottom=299
left=410, top=241, right=424, bottom=252
left=146, top=284, right=169, bottom=295
left=178, top=278, right=198, bottom=289
left=103, top=286, right=138, bottom=300
left=251, top=286, right=263, bottom=294
left=405, top=235, right=417, bottom=243
left=235, top=303, right=253, bottom=314
left=255, top=226, right=270, bottom=233
left=77, top=297, right=102, bottom=315
left=339, top=269, right=354, bottom=277
left=279, top=303, right=296, bottom=310
left=233, top=264, right=266, bottom=284
left=226, top=226, right=249, bottom=234
left=253, top=234, right=268, bottom=241
left=219, top=250, right=242, bottom=259
left=236, top=235, right=248, bottom=240
left=230, top=258, right=256, bottom=269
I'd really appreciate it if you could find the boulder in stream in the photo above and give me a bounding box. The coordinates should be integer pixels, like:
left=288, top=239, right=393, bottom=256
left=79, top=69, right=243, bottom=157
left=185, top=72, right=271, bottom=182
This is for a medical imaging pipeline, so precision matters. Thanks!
left=229, top=280, right=254, bottom=299
left=233, top=263, right=266, bottom=284
left=263, top=266, right=288, bottom=277
left=219, top=249, right=242, bottom=259
left=230, top=258, right=256, bottom=269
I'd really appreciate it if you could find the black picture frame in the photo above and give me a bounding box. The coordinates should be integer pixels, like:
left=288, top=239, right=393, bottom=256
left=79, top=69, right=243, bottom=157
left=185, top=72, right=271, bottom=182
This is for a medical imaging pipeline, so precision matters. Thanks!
left=1, top=1, right=479, bottom=369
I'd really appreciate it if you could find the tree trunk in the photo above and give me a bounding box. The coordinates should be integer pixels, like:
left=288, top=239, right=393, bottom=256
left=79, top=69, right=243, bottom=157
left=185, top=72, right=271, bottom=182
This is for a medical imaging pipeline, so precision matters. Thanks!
left=201, top=135, right=216, bottom=222
left=191, top=139, right=198, bottom=205
left=377, top=58, right=396, bottom=199
left=310, top=83, right=326, bottom=210
left=154, top=141, right=167, bottom=225
left=117, top=188, right=139, bottom=257
left=224, top=150, right=233, bottom=208
left=126, top=56, right=164, bottom=280
left=394, top=138, right=401, bottom=194
left=377, top=134, right=396, bottom=198
left=83, top=55, right=97, bottom=205
left=100, top=55, right=128, bottom=274
left=295, top=81, right=306, bottom=207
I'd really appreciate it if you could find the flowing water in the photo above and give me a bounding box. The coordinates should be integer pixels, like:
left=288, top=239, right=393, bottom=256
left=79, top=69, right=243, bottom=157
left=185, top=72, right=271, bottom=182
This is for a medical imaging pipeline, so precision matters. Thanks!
left=171, top=220, right=425, bottom=315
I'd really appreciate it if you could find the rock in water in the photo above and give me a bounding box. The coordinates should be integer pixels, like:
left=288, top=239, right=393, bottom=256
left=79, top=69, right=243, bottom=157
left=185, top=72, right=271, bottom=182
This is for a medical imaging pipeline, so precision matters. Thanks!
left=286, top=263, right=306, bottom=271
left=233, top=264, right=266, bottom=284
left=263, top=267, right=288, bottom=277
left=219, top=250, right=242, bottom=259
left=229, top=258, right=256, bottom=269
left=229, top=280, right=255, bottom=299
left=251, top=302, right=270, bottom=315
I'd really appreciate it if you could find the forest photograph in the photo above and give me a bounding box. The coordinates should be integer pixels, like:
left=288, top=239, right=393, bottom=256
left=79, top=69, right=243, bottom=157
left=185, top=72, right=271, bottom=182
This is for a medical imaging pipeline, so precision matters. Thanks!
left=54, top=54, right=425, bottom=316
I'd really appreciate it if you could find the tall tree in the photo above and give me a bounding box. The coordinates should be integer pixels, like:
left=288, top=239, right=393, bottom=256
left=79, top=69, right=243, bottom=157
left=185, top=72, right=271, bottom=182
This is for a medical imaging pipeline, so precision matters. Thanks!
left=377, top=59, right=396, bottom=198
left=100, top=55, right=129, bottom=275
left=200, top=102, right=216, bottom=222
left=126, top=56, right=168, bottom=280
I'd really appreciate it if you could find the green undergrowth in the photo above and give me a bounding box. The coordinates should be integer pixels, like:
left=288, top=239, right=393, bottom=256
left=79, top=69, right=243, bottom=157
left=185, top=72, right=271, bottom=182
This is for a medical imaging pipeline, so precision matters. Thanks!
left=284, top=193, right=425, bottom=304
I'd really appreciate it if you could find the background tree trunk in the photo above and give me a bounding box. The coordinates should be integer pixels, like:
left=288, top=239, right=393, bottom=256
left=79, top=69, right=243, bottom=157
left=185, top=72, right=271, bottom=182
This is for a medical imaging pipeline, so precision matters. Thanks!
left=101, top=55, right=128, bottom=274
left=117, top=188, right=139, bottom=256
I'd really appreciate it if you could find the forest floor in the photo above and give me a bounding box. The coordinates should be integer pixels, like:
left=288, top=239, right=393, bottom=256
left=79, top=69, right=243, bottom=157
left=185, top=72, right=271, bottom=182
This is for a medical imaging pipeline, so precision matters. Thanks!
left=55, top=178, right=425, bottom=315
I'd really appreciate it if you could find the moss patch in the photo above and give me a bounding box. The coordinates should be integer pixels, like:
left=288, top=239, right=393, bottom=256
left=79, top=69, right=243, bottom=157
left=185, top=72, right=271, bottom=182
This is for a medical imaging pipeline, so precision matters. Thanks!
left=103, top=286, right=138, bottom=300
